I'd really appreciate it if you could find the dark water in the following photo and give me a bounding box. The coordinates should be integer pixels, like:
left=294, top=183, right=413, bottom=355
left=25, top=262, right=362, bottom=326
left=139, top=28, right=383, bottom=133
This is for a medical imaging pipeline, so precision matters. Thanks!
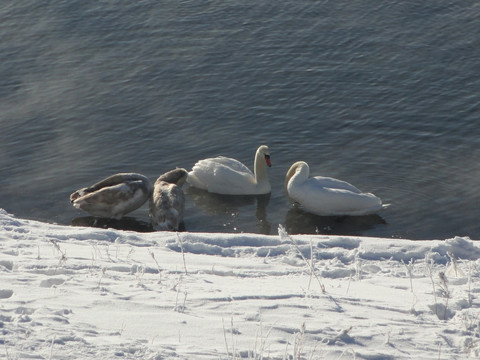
left=1, top=1, right=480, bottom=239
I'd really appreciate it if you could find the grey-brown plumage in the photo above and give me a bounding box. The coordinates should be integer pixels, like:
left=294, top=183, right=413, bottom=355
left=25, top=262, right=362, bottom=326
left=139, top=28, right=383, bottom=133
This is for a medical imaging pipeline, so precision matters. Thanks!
left=149, top=168, right=188, bottom=231
left=70, top=173, right=152, bottom=219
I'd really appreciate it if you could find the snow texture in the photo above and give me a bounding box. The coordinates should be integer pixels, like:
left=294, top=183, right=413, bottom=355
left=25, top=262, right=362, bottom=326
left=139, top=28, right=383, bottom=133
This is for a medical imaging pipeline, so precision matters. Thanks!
left=1, top=208, right=479, bottom=359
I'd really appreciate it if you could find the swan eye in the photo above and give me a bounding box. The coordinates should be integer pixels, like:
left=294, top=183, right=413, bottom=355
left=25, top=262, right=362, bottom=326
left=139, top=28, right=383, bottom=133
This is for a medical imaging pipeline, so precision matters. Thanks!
left=264, top=154, right=271, bottom=167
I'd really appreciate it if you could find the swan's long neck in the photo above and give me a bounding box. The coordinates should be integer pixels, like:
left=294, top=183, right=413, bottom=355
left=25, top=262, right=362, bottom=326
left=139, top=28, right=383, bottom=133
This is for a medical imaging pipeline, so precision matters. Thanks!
left=288, top=162, right=309, bottom=182
left=284, top=164, right=298, bottom=195
left=295, top=163, right=310, bottom=181
left=254, top=150, right=269, bottom=186
left=285, top=162, right=309, bottom=202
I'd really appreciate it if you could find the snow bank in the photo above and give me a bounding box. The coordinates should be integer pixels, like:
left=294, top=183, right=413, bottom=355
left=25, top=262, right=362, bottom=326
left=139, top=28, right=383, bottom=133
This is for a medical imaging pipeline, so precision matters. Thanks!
left=1, top=209, right=479, bottom=359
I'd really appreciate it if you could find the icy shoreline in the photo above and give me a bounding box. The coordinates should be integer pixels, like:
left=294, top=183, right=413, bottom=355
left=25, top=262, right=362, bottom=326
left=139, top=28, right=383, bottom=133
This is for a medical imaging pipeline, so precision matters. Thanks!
left=1, top=208, right=479, bottom=359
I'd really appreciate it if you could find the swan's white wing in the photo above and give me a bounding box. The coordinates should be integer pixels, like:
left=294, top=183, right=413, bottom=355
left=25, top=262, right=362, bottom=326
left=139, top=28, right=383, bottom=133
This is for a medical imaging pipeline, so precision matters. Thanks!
left=210, top=156, right=253, bottom=174
left=311, top=176, right=363, bottom=194
left=188, top=157, right=258, bottom=195
left=289, top=177, right=383, bottom=216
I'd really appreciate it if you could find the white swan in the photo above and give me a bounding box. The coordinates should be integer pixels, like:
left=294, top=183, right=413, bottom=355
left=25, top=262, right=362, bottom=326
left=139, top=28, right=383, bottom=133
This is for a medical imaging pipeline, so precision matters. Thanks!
left=285, top=161, right=386, bottom=216
left=149, top=168, right=188, bottom=231
left=70, top=173, right=152, bottom=219
left=187, top=145, right=272, bottom=195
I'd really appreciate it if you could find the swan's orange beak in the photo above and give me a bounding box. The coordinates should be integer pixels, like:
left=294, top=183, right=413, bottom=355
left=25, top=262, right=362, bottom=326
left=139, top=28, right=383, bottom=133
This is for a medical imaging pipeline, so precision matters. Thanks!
left=265, top=155, right=271, bottom=167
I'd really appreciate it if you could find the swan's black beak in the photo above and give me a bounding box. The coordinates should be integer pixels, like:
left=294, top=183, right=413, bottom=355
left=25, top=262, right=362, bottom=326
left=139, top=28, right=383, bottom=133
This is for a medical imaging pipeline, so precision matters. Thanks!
left=265, top=155, right=271, bottom=167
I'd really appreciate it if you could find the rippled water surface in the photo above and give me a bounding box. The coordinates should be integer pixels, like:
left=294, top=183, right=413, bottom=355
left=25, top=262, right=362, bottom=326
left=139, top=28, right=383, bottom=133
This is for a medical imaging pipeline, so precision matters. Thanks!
left=1, top=1, right=480, bottom=239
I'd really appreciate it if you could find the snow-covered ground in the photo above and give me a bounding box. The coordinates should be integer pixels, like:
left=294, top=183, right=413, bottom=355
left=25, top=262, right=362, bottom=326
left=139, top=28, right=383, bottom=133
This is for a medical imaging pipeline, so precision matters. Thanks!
left=1, top=208, right=480, bottom=359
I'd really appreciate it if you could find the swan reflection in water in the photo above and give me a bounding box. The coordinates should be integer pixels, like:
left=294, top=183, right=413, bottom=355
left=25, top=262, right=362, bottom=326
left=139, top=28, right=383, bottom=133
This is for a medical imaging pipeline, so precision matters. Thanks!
left=185, top=186, right=271, bottom=234
left=284, top=206, right=386, bottom=236
left=71, top=216, right=186, bottom=233
left=71, top=216, right=153, bottom=232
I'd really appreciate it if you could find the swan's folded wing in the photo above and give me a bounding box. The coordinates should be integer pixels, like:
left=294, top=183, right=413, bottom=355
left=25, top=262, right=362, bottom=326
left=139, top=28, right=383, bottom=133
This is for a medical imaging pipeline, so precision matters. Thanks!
left=210, top=157, right=252, bottom=174
left=87, top=173, right=151, bottom=192
left=73, top=181, right=149, bottom=218
left=188, top=157, right=256, bottom=194
left=312, top=176, right=363, bottom=194
left=292, top=180, right=382, bottom=216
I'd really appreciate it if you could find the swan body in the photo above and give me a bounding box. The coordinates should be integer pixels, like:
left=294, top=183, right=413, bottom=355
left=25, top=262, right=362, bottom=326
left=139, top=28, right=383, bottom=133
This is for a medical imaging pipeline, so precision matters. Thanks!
left=70, top=173, right=152, bottom=219
left=285, top=161, right=385, bottom=216
left=149, top=168, right=188, bottom=231
left=187, top=145, right=272, bottom=195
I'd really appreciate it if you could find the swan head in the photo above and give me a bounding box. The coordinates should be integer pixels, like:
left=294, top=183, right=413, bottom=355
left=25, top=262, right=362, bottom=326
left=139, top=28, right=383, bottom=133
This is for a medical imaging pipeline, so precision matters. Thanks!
left=257, top=145, right=271, bottom=167
left=284, top=161, right=309, bottom=202
left=156, top=168, right=188, bottom=187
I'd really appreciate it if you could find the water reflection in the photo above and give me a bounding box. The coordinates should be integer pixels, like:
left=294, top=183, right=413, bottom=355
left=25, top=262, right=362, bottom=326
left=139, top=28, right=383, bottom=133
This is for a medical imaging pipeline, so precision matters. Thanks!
left=72, top=216, right=156, bottom=233
left=284, top=206, right=387, bottom=236
left=186, top=187, right=272, bottom=234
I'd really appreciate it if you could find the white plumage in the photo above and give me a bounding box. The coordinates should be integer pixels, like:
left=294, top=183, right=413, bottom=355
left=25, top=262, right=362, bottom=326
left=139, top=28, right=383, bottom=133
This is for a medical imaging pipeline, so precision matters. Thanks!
left=187, top=145, right=272, bottom=195
left=285, top=161, right=386, bottom=216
